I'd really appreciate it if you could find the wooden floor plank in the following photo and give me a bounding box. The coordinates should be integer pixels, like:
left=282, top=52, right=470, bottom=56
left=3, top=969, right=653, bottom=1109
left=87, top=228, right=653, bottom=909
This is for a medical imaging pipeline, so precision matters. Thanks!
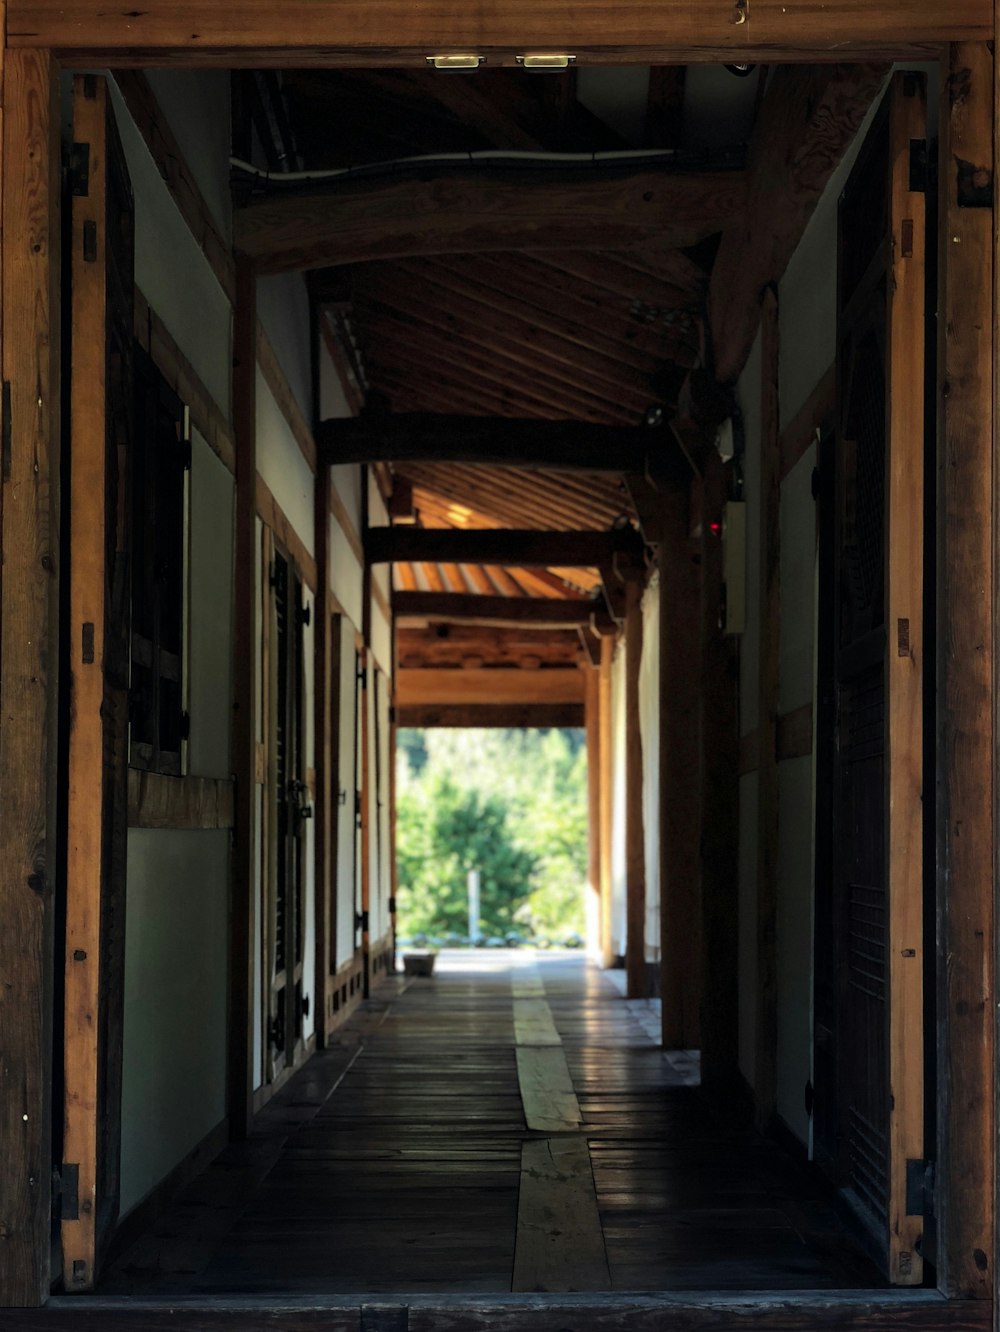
left=515, top=1047, right=583, bottom=1134
left=513, top=1137, right=611, bottom=1293
left=512, top=999, right=562, bottom=1047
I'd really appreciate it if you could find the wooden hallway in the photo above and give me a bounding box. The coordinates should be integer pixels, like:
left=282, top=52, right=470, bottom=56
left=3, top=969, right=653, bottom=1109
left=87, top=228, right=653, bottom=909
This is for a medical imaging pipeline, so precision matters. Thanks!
left=95, top=952, right=880, bottom=1299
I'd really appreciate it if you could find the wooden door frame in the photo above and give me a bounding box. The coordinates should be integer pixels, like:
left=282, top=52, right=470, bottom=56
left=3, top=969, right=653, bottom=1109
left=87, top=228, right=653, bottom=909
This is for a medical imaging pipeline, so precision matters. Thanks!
left=0, top=26, right=996, bottom=1313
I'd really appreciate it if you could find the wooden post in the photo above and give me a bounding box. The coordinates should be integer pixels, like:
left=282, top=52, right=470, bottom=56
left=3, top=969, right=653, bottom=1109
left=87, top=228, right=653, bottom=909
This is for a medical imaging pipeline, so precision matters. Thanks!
left=584, top=664, right=602, bottom=953
left=659, top=493, right=702, bottom=1050
left=0, top=47, right=60, bottom=1306
left=314, top=463, right=334, bottom=1044
left=624, top=572, right=648, bottom=998
left=598, top=635, right=615, bottom=967
left=755, top=285, right=780, bottom=1130
left=699, top=458, right=741, bottom=1102
left=938, top=42, right=994, bottom=1300
left=230, top=259, right=257, bottom=1138
left=359, top=649, right=372, bottom=993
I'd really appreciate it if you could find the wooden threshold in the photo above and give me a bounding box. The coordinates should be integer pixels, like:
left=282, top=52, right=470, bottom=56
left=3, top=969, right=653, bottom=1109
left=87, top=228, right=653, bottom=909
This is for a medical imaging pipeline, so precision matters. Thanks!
left=3, top=1291, right=990, bottom=1329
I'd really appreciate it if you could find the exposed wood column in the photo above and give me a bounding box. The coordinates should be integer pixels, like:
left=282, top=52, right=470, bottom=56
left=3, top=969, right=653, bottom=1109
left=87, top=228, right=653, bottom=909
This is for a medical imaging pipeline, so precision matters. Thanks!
left=937, top=40, right=995, bottom=1300
left=230, top=259, right=257, bottom=1138
left=754, top=286, right=780, bottom=1130
left=313, top=461, right=334, bottom=1045
left=598, top=635, right=615, bottom=967
left=699, top=457, right=741, bottom=1103
left=624, top=572, right=648, bottom=998
left=0, top=47, right=60, bottom=1306
left=584, top=663, right=602, bottom=954
left=659, top=493, right=702, bottom=1050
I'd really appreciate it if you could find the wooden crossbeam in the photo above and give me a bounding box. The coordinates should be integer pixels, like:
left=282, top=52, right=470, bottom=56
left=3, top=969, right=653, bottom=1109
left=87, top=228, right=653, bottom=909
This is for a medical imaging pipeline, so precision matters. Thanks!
left=319, top=413, right=685, bottom=477
left=397, top=703, right=585, bottom=728
left=8, top=0, right=986, bottom=63
left=710, top=63, right=889, bottom=384
left=369, top=526, right=641, bottom=568
left=235, top=167, right=746, bottom=274
left=393, top=592, right=597, bottom=627
left=396, top=666, right=584, bottom=707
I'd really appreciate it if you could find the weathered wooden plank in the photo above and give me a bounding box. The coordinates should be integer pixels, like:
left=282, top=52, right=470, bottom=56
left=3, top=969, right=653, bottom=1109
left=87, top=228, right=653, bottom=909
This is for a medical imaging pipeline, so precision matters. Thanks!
left=236, top=169, right=746, bottom=274
left=935, top=41, right=995, bottom=1303
left=368, top=527, right=640, bottom=570
left=658, top=492, right=702, bottom=1050
left=9, top=0, right=987, bottom=64
left=754, top=288, right=780, bottom=1131
left=515, top=1049, right=582, bottom=1133
left=0, top=45, right=59, bottom=1308
left=711, top=64, right=889, bottom=385
left=396, top=703, right=585, bottom=728
left=317, top=413, right=682, bottom=477
left=513, top=1000, right=562, bottom=1048
left=598, top=636, right=615, bottom=967
left=229, top=259, right=257, bottom=1141
left=395, top=668, right=584, bottom=709
left=624, top=573, right=648, bottom=999
left=884, top=72, right=925, bottom=1288
left=513, top=1137, right=610, bottom=1292
left=127, top=771, right=235, bottom=830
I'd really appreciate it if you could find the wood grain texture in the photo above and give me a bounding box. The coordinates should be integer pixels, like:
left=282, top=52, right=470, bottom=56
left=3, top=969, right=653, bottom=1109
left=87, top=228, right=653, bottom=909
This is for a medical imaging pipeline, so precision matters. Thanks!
left=938, top=44, right=995, bottom=1300
left=393, top=594, right=594, bottom=628
left=515, top=1048, right=582, bottom=1133
left=0, top=46, right=60, bottom=1308
left=513, top=1138, right=610, bottom=1292
left=113, top=70, right=235, bottom=303
left=754, top=288, right=780, bottom=1132
left=229, top=260, right=257, bottom=1142
left=126, top=771, right=235, bottom=829
left=884, top=73, right=925, bottom=1287
left=624, top=575, right=648, bottom=999
left=711, top=64, right=888, bottom=385
left=236, top=169, right=746, bottom=274
left=396, top=703, right=585, bottom=728
left=659, top=494, right=702, bottom=1049
left=8, top=0, right=987, bottom=63
left=598, top=636, right=615, bottom=968
left=513, top=999, right=562, bottom=1049
left=395, top=668, right=584, bottom=708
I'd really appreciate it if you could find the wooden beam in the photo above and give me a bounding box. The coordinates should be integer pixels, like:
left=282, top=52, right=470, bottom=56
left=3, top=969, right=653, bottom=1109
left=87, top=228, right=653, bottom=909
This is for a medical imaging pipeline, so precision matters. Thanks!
left=235, top=168, right=746, bottom=274
left=314, top=461, right=334, bottom=1046
left=659, top=493, right=702, bottom=1050
left=395, top=666, right=584, bottom=708
left=371, top=527, right=641, bottom=570
left=585, top=664, right=602, bottom=951
left=229, top=259, right=257, bottom=1141
left=126, top=772, right=235, bottom=830
left=698, top=457, right=740, bottom=1103
left=645, top=66, right=687, bottom=149
left=9, top=1, right=987, bottom=64
left=754, top=287, right=780, bottom=1131
left=624, top=574, right=648, bottom=999
left=0, top=45, right=59, bottom=1309
left=938, top=43, right=995, bottom=1302
left=318, top=413, right=684, bottom=478
left=396, top=702, right=585, bottom=728
left=598, top=635, right=615, bottom=968
left=710, top=63, right=889, bottom=385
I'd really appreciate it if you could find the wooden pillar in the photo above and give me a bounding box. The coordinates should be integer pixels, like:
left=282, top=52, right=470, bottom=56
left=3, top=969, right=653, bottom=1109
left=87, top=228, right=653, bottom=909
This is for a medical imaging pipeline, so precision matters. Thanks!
left=936, top=40, right=995, bottom=1300
left=659, top=492, right=702, bottom=1050
left=624, top=573, right=648, bottom=998
left=584, top=663, right=602, bottom=952
left=359, top=648, right=372, bottom=993
left=314, top=462, right=334, bottom=1044
left=229, top=259, right=257, bottom=1139
left=754, top=286, right=780, bottom=1130
left=598, top=634, right=615, bottom=967
left=699, top=458, right=741, bottom=1101
left=0, top=47, right=60, bottom=1306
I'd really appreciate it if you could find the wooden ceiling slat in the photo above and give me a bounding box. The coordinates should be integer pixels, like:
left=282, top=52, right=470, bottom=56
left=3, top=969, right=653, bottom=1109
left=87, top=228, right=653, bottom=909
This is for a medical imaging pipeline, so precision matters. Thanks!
left=415, top=461, right=626, bottom=522
left=352, top=295, right=654, bottom=417
left=531, top=249, right=705, bottom=315
left=464, top=563, right=498, bottom=596
left=426, top=252, right=699, bottom=366
left=422, top=562, right=446, bottom=592
left=488, top=565, right=526, bottom=597
left=369, top=363, right=552, bottom=421
left=396, top=561, right=417, bottom=591
left=408, top=469, right=611, bottom=532
left=363, top=322, right=635, bottom=424
left=441, top=562, right=469, bottom=593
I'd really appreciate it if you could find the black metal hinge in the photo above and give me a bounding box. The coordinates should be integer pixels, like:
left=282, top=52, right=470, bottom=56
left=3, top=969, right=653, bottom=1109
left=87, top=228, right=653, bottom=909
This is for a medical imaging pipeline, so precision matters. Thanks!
left=298, top=601, right=311, bottom=627
left=388, top=896, right=397, bottom=915
left=906, top=1158, right=935, bottom=1217
left=909, top=139, right=928, bottom=194
left=355, top=909, right=369, bottom=933
left=179, top=711, right=191, bottom=742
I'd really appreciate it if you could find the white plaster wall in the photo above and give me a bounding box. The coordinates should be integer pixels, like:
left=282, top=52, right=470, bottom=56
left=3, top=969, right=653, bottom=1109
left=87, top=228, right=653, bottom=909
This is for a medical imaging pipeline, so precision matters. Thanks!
left=335, top=627, right=360, bottom=968
left=107, top=78, right=231, bottom=422
left=609, top=641, right=628, bottom=959
left=779, top=448, right=818, bottom=715
left=188, top=433, right=234, bottom=777
left=256, top=369, right=315, bottom=557
left=639, top=575, right=660, bottom=963
left=258, top=274, right=312, bottom=424
left=776, top=755, right=815, bottom=1146
left=142, top=71, right=232, bottom=243
left=120, top=830, right=229, bottom=1216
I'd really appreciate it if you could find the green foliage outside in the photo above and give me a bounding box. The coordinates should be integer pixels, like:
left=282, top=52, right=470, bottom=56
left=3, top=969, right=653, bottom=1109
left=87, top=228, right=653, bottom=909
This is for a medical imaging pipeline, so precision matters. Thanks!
left=395, top=728, right=587, bottom=947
